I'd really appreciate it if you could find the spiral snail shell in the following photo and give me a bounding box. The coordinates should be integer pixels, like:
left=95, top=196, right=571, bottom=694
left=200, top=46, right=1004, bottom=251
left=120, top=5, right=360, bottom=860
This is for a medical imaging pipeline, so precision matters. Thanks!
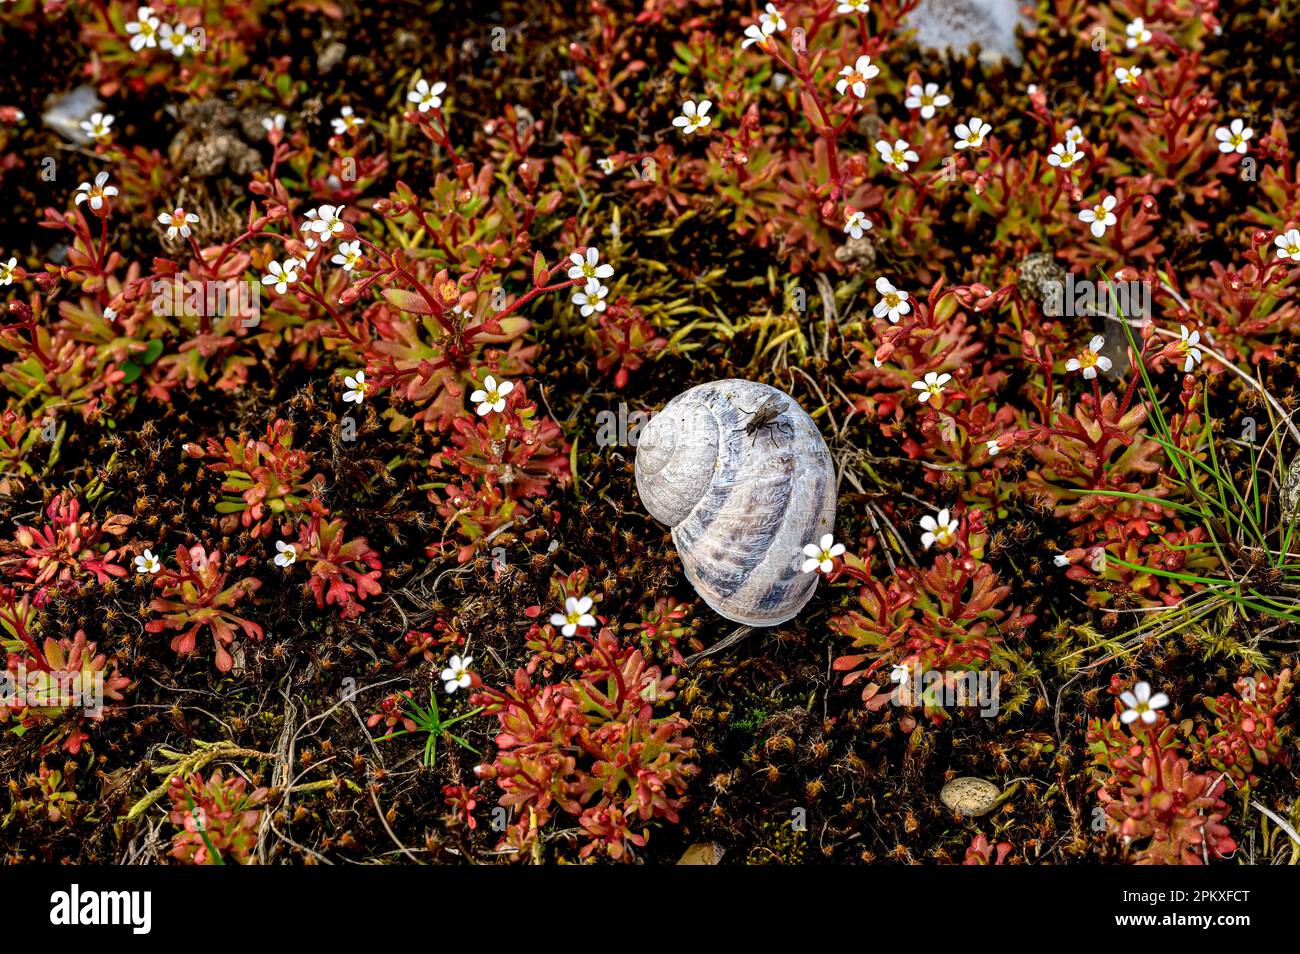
left=635, top=379, right=837, bottom=627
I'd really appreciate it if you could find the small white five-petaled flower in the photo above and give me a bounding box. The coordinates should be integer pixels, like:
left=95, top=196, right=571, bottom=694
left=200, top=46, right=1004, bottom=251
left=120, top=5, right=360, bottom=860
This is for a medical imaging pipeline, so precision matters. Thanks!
left=673, top=99, right=713, bottom=135
left=904, top=82, right=951, bottom=119
left=1078, top=194, right=1118, bottom=238
left=331, top=240, right=363, bottom=271
left=567, top=247, right=614, bottom=283
left=1065, top=335, right=1112, bottom=378
left=551, top=595, right=596, bottom=636
left=836, top=55, right=880, bottom=98
left=75, top=171, right=118, bottom=211
left=1175, top=325, right=1202, bottom=372
left=158, top=206, right=198, bottom=239
left=1053, top=554, right=1070, bottom=567
left=876, top=137, right=919, bottom=173
left=80, top=112, right=114, bottom=141
left=408, top=78, right=447, bottom=112
left=573, top=279, right=609, bottom=317
left=1125, top=17, right=1152, bottom=49
left=1275, top=228, right=1300, bottom=263
left=759, top=3, right=787, bottom=34
left=912, top=371, right=951, bottom=403
left=985, top=438, right=1001, bottom=456
left=874, top=277, right=910, bottom=323
left=1120, top=681, right=1169, bottom=725
left=836, top=0, right=870, bottom=14
left=261, top=259, right=301, bottom=295
left=597, top=157, right=616, bottom=174
left=342, top=370, right=369, bottom=404
left=953, top=117, right=990, bottom=150
left=274, top=540, right=297, bottom=568
left=1047, top=140, right=1083, bottom=169
left=741, top=24, right=773, bottom=49
left=1114, top=66, right=1143, bottom=87
left=1214, top=118, right=1253, bottom=155
left=126, top=6, right=160, bottom=50
left=801, top=534, right=845, bottom=574
left=844, top=207, right=870, bottom=239
left=0, top=258, right=17, bottom=286
left=331, top=106, right=365, bottom=136
left=919, top=508, right=958, bottom=549
left=470, top=374, right=513, bottom=415
left=441, top=654, right=474, bottom=694
left=134, top=549, right=161, bottom=575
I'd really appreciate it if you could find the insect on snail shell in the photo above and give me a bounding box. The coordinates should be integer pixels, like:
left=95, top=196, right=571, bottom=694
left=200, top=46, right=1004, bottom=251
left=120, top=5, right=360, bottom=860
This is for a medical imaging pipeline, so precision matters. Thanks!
left=635, top=379, right=837, bottom=627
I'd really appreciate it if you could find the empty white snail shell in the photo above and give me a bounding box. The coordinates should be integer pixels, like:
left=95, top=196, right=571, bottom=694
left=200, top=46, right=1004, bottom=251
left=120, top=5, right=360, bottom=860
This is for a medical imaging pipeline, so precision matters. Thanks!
left=635, top=379, right=837, bottom=627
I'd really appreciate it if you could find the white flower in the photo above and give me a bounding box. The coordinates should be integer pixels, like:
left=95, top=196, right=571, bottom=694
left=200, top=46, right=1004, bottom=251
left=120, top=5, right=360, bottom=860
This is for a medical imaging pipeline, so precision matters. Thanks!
left=470, top=374, right=513, bottom=415
left=305, top=204, right=346, bottom=240
left=759, top=3, right=787, bottom=33
left=1053, top=554, right=1070, bottom=567
left=567, top=247, right=614, bottom=282
left=597, top=157, right=615, bottom=174
left=134, top=549, right=161, bottom=575
left=342, top=370, right=369, bottom=404
left=844, top=208, right=870, bottom=239
left=158, top=22, right=190, bottom=56
left=1114, top=66, right=1142, bottom=87
left=741, top=24, right=772, bottom=49
left=74, top=171, right=118, bottom=210
left=672, top=99, right=712, bottom=135
left=262, top=114, right=286, bottom=134
left=407, top=78, right=447, bottom=112
left=890, top=662, right=910, bottom=683
left=904, top=82, right=951, bottom=119
left=836, top=0, right=870, bottom=13
left=550, top=595, right=596, bottom=636
left=911, top=371, right=951, bottom=403
left=331, top=106, right=365, bottom=135
left=0, top=257, right=16, bottom=286
left=953, top=117, right=990, bottom=150
left=873, top=277, right=911, bottom=323
left=919, top=508, right=958, bottom=549
left=104, top=307, right=118, bottom=321
left=1215, top=118, right=1253, bottom=155
left=80, top=112, right=114, bottom=141
left=274, top=540, right=297, bottom=568
left=441, top=654, right=474, bottom=694
left=985, top=438, right=1001, bottom=456
left=1125, top=17, right=1152, bottom=49
left=1120, top=681, right=1169, bottom=725
left=836, top=55, right=880, bottom=98
left=331, top=240, right=363, bottom=271
left=1065, top=334, right=1113, bottom=379
left=1275, top=228, right=1300, bottom=263
left=875, top=137, right=919, bottom=172
left=573, top=278, right=609, bottom=317
left=1047, top=140, right=1083, bottom=169
left=801, top=533, right=846, bottom=574
left=157, top=205, right=198, bottom=239
left=1078, top=194, right=1118, bottom=238
left=261, top=259, right=301, bottom=295
left=1175, top=325, right=1202, bottom=373
left=125, top=6, right=160, bottom=50
left=1065, top=126, right=1086, bottom=145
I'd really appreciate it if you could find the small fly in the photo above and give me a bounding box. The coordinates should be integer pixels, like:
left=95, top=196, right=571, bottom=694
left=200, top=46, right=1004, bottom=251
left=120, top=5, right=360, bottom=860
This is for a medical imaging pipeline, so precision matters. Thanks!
left=737, top=394, right=793, bottom=447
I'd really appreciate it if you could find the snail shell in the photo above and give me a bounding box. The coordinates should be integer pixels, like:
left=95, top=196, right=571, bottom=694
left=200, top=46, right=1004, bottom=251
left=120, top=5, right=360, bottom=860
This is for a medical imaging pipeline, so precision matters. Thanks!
left=635, top=379, right=837, bottom=627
